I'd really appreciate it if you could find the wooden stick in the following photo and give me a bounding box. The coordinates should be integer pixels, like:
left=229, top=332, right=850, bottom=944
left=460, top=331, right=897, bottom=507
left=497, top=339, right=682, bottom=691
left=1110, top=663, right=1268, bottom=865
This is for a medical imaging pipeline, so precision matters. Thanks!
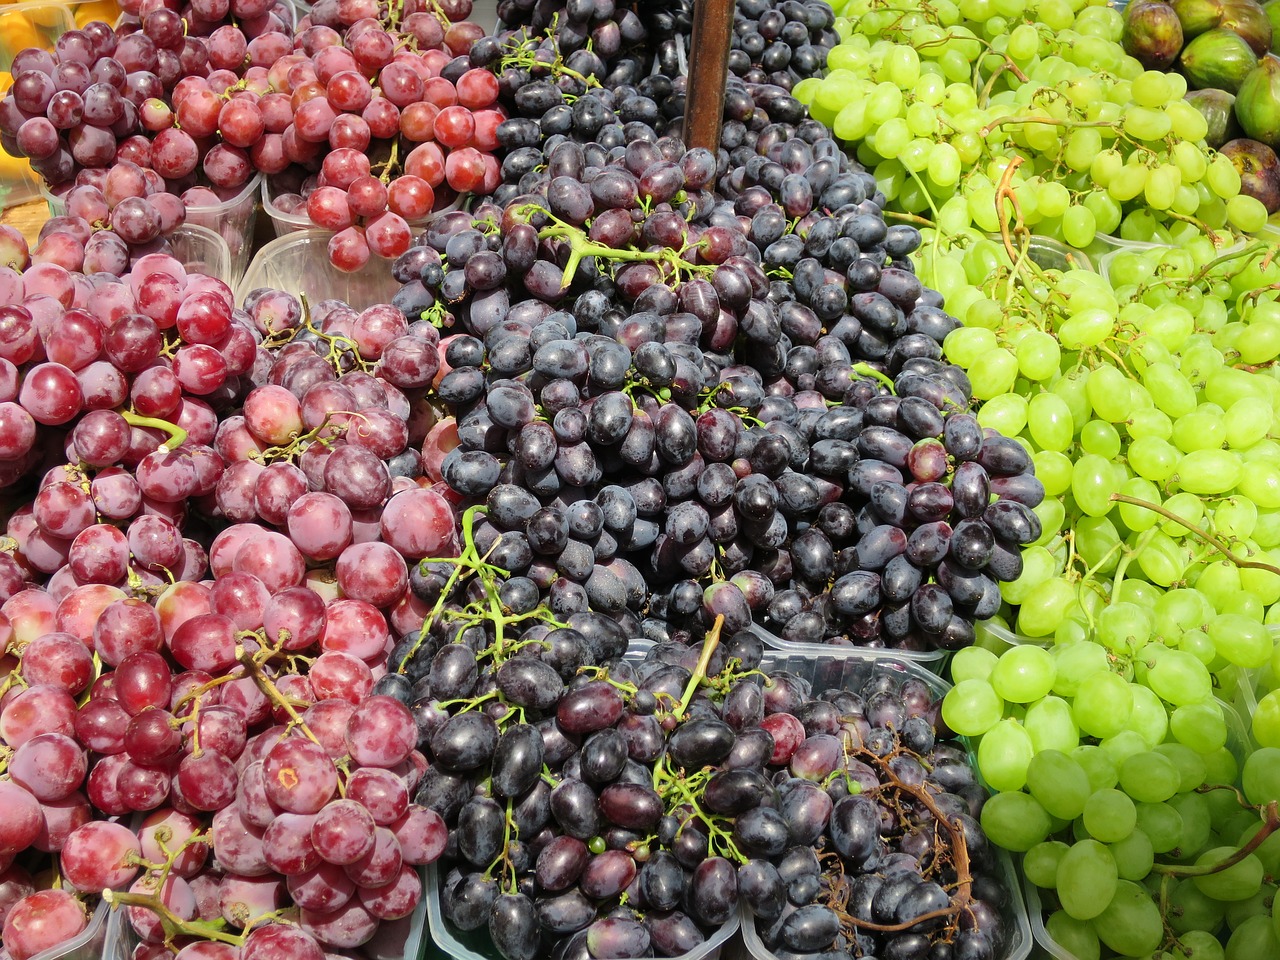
left=682, top=0, right=735, bottom=153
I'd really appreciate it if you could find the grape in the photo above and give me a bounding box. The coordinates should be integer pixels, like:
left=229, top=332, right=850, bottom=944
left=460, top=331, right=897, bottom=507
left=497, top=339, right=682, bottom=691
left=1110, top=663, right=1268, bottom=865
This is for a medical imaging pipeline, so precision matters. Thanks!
left=1056, top=840, right=1119, bottom=921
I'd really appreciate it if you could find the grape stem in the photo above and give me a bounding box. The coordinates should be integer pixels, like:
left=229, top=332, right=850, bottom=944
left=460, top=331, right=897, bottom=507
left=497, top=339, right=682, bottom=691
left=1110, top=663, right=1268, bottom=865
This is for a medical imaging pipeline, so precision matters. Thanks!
left=1152, top=801, right=1280, bottom=877
left=1109, top=494, right=1280, bottom=577
left=672, top=615, right=724, bottom=722
left=236, top=647, right=325, bottom=751
left=102, top=889, right=243, bottom=946
left=993, top=155, right=1026, bottom=270
left=120, top=410, right=188, bottom=451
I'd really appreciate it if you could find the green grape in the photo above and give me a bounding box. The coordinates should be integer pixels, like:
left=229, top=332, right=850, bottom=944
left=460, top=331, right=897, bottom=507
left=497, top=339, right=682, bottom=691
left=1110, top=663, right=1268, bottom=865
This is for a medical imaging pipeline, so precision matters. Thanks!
left=1227, top=915, right=1280, bottom=960
left=1227, top=194, right=1269, bottom=233
left=1203, top=746, right=1239, bottom=790
left=968, top=347, right=1019, bottom=401
left=1238, top=462, right=1280, bottom=509
left=1100, top=730, right=1153, bottom=766
left=977, top=718, right=1035, bottom=791
left=1109, top=163, right=1148, bottom=202
left=1025, top=695, right=1081, bottom=754
left=1170, top=877, right=1228, bottom=933
left=1239, top=818, right=1280, bottom=877
left=1145, top=163, right=1181, bottom=211
left=1016, top=330, right=1062, bottom=382
left=1118, top=478, right=1162, bottom=532
left=1057, top=839, right=1119, bottom=920
left=944, top=327, right=999, bottom=368
left=1197, top=561, right=1244, bottom=612
left=1094, top=880, right=1164, bottom=958
left=1178, top=450, right=1244, bottom=496
left=976, top=392, right=1027, bottom=437
left=1083, top=788, right=1138, bottom=843
left=1146, top=647, right=1214, bottom=706
left=1152, top=743, right=1208, bottom=793
left=1144, top=362, right=1198, bottom=419
left=1096, top=601, right=1152, bottom=656
left=1236, top=321, right=1280, bottom=366
left=1208, top=614, right=1273, bottom=669
left=980, top=791, right=1053, bottom=852
left=1136, top=802, right=1184, bottom=854
left=1086, top=366, right=1133, bottom=424
left=1027, top=749, right=1093, bottom=820
left=1125, top=408, right=1173, bottom=441
left=1109, top=828, right=1155, bottom=881
left=949, top=645, right=999, bottom=684
left=1045, top=911, right=1101, bottom=960
left=1052, top=641, right=1111, bottom=698
left=1242, top=748, right=1280, bottom=806
left=1127, top=684, right=1169, bottom=749
left=1253, top=691, right=1280, bottom=749
left=1192, top=847, right=1265, bottom=902
left=1033, top=486, right=1069, bottom=530
left=1129, top=436, right=1180, bottom=482
left=1059, top=308, right=1116, bottom=350
left=926, top=141, right=961, bottom=186
left=1000, top=545, right=1057, bottom=606
left=1019, top=577, right=1078, bottom=637
left=872, top=117, right=910, bottom=159
left=1119, top=751, right=1182, bottom=804
left=1062, top=203, right=1097, bottom=248
left=1073, top=670, right=1134, bottom=739
left=1181, top=929, right=1226, bottom=960
left=1225, top=883, right=1276, bottom=930
left=1161, top=492, right=1207, bottom=537
left=941, top=678, right=1004, bottom=736
left=989, top=645, right=1056, bottom=703
left=1028, top=392, right=1074, bottom=452
left=1080, top=419, right=1122, bottom=460
left=1072, top=454, right=1121, bottom=518
left=1171, top=702, right=1228, bottom=754
left=1171, top=792, right=1214, bottom=858
left=1215, top=496, right=1259, bottom=539
left=1172, top=410, right=1229, bottom=453
left=1084, top=189, right=1123, bottom=234
left=1025, top=840, right=1071, bottom=888
left=1073, top=744, right=1120, bottom=791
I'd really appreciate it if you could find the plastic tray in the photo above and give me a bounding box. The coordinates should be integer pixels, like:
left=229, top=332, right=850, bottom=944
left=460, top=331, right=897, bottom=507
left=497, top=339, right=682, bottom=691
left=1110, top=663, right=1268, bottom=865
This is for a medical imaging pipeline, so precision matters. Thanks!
left=984, top=234, right=1094, bottom=274
left=26, top=897, right=110, bottom=960
left=1025, top=698, right=1250, bottom=960
left=104, top=866, right=429, bottom=960
left=734, top=642, right=1032, bottom=960
left=236, top=229, right=400, bottom=310
left=165, top=223, right=234, bottom=288
left=753, top=619, right=951, bottom=673
left=261, top=172, right=461, bottom=239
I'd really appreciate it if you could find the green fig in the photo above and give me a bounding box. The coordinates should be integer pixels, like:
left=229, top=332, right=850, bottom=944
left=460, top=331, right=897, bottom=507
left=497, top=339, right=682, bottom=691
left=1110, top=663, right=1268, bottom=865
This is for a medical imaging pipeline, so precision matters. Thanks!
left=1174, top=0, right=1226, bottom=36
left=1236, top=54, right=1280, bottom=149
left=1266, top=0, right=1280, bottom=51
left=1179, top=27, right=1260, bottom=92
left=1222, top=0, right=1273, bottom=55
left=1186, top=88, right=1244, bottom=147
left=1221, top=138, right=1280, bottom=212
left=1124, top=0, right=1186, bottom=69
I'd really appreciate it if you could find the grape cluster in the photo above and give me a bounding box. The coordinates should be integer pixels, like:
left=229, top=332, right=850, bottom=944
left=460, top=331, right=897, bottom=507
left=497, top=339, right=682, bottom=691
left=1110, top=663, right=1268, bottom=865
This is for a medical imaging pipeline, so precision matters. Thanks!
left=408, top=612, right=1014, bottom=960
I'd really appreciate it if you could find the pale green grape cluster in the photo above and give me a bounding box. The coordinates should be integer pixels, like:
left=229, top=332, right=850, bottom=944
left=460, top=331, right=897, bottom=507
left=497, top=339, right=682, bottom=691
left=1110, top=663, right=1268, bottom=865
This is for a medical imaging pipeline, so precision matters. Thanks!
left=946, top=644, right=1280, bottom=959
left=797, top=0, right=1261, bottom=257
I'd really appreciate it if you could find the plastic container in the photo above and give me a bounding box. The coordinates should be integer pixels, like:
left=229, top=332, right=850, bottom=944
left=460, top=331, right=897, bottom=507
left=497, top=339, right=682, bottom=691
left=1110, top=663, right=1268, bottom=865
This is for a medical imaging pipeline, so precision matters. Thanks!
left=0, top=1, right=76, bottom=209
left=427, top=863, right=740, bottom=960
left=165, top=223, right=235, bottom=288
left=752, top=620, right=952, bottom=673
left=105, top=868, right=429, bottom=960
left=728, top=642, right=1032, bottom=960
left=1025, top=699, right=1250, bottom=960
left=236, top=229, right=401, bottom=309
left=41, top=173, right=258, bottom=284
left=261, top=171, right=461, bottom=239
left=26, top=898, right=110, bottom=960
left=986, top=234, right=1094, bottom=274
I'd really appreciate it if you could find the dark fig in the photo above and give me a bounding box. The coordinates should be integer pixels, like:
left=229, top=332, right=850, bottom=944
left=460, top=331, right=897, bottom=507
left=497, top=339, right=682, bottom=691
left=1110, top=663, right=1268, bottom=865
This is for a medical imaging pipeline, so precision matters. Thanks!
left=1124, top=0, right=1186, bottom=68
left=1222, top=0, right=1274, bottom=54
left=1222, top=137, right=1280, bottom=211
left=1237, top=54, right=1280, bottom=147
left=1186, top=88, right=1244, bottom=147
left=1180, top=27, right=1260, bottom=92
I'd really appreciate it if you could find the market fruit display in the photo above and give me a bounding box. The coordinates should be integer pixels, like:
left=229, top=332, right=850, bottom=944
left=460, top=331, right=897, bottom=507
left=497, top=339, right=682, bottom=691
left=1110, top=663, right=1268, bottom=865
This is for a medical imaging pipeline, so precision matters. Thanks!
left=4, top=0, right=1280, bottom=959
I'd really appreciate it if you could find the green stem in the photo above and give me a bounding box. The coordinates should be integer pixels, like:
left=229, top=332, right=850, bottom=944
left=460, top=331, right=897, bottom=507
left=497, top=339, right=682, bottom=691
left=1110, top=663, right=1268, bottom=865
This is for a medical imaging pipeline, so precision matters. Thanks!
left=673, top=616, right=723, bottom=722
left=851, top=363, right=896, bottom=393
left=103, top=890, right=241, bottom=945
left=120, top=411, right=188, bottom=450
left=1109, top=494, right=1280, bottom=577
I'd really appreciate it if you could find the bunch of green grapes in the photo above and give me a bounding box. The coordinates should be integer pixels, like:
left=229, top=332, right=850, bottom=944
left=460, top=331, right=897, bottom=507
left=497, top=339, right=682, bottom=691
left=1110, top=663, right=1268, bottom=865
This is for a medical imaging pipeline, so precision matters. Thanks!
left=944, top=643, right=1280, bottom=959
left=795, top=0, right=1268, bottom=255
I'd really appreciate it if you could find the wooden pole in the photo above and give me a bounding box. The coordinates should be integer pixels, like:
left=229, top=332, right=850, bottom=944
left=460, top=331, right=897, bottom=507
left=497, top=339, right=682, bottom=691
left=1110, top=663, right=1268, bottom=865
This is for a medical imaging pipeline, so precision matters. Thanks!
left=682, top=0, right=735, bottom=153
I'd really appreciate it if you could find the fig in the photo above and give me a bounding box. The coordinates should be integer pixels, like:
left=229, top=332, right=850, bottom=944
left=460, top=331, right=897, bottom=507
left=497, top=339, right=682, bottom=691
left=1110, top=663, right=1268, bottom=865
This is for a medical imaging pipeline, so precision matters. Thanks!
left=1174, top=0, right=1227, bottom=36
left=1186, top=88, right=1244, bottom=147
left=1179, top=27, right=1260, bottom=92
left=1237, top=55, right=1280, bottom=149
left=1222, top=0, right=1274, bottom=55
left=1221, top=137, right=1280, bottom=212
left=1267, top=0, right=1280, bottom=51
left=1124, top=0, right=1186, bottom=68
